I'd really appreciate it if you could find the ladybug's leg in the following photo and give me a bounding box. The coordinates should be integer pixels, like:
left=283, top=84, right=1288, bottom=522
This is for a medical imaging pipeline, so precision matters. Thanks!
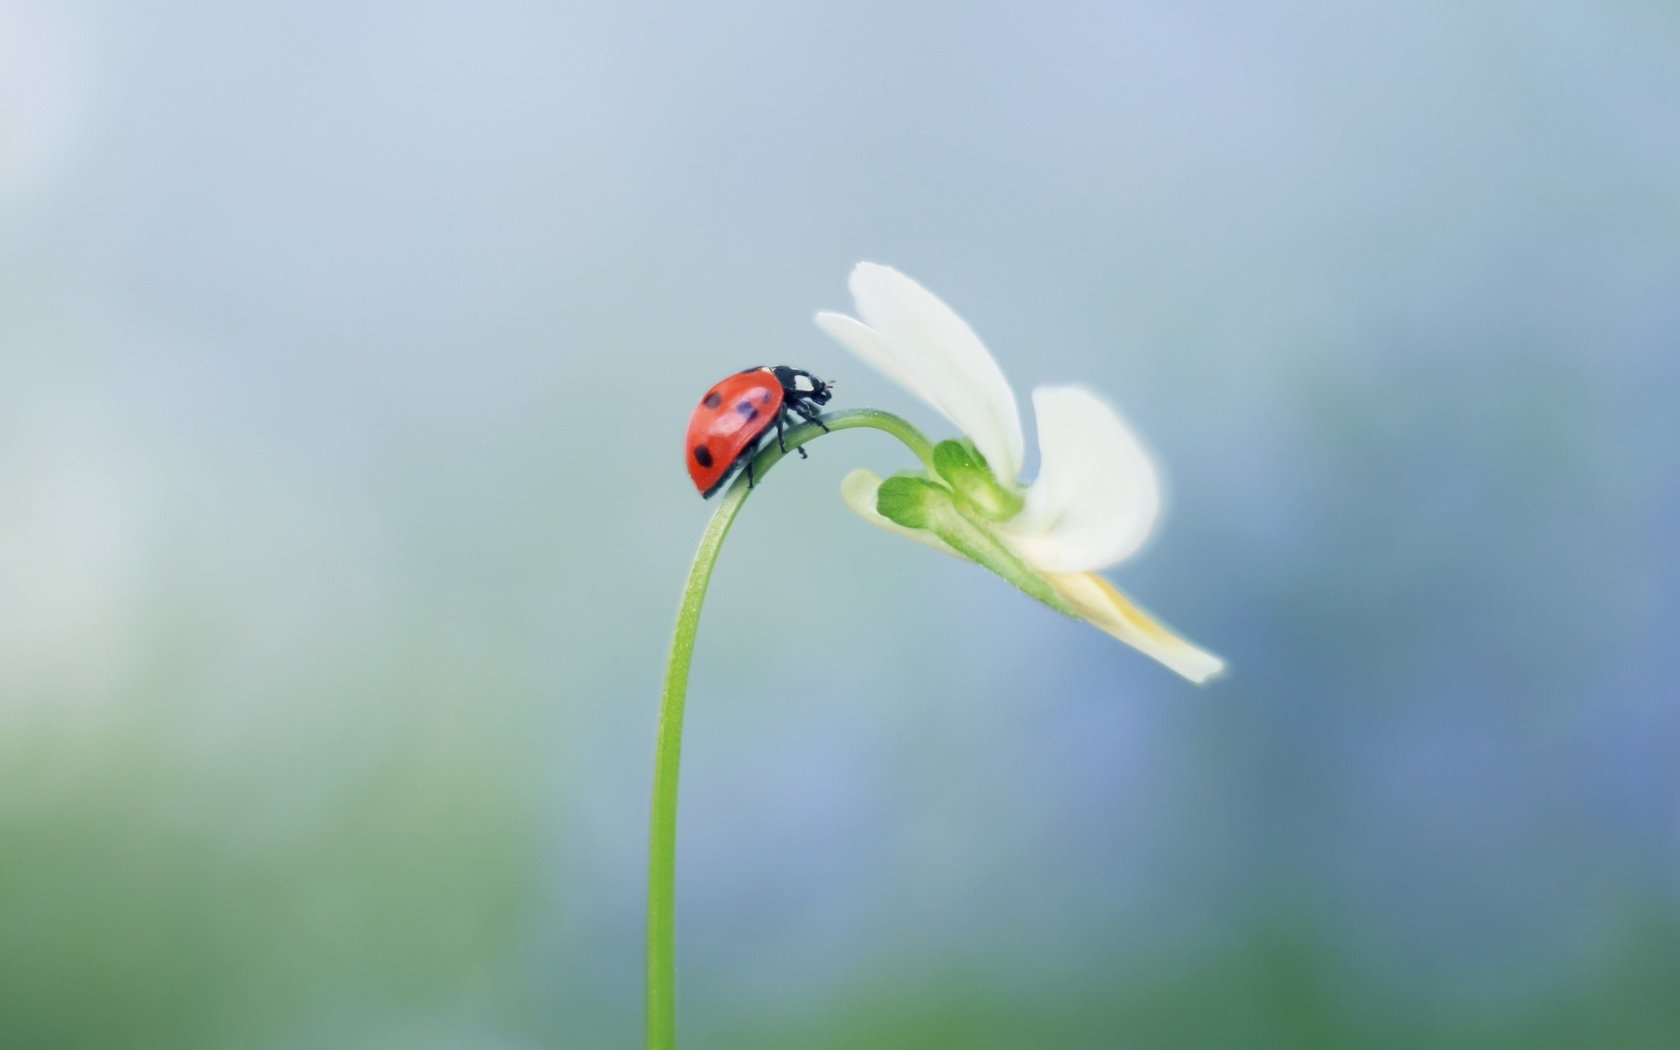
left=789, top=400, right=829, bottom=433
left=773, top=410, right=792, bottom=456
left=777, top=405, right=808, bottom=459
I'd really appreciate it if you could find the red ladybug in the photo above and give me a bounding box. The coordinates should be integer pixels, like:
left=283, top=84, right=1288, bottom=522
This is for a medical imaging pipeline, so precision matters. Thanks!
left=686, top=365, right=834, bottom=497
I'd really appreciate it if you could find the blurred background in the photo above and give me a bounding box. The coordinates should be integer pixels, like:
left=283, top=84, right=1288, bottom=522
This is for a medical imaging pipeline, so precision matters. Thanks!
left=3, top=1, right=1677, bottom=1047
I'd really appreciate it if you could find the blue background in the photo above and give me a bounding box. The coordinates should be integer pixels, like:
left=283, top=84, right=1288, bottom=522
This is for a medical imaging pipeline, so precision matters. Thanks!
left=2, top=2, right=1676, bottom=1046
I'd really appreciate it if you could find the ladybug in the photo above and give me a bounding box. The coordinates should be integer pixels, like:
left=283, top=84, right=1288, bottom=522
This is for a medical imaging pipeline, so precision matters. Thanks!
left=686, top=365, right=834, bottom=497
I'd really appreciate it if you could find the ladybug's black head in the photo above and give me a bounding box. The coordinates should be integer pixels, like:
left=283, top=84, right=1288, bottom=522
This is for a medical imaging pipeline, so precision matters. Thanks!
left=772, top=365, right=833, bottom=406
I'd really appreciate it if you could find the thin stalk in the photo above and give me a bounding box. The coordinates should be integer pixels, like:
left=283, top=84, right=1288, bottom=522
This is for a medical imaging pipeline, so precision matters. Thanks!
left=646, top=409, right=935, bottom=1050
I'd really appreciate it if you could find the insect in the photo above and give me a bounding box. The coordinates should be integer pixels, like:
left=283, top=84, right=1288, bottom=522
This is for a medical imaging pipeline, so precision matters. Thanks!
left=686, top=365, right=834, bottom=498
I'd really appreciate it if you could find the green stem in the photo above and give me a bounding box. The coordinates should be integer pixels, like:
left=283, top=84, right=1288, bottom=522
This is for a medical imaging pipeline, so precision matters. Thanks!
left=646, top=409, right=935, bottom=1050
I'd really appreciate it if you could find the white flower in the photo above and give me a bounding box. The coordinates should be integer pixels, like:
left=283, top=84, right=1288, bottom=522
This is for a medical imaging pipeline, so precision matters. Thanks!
left=817, top=263, right=1224, bottom=684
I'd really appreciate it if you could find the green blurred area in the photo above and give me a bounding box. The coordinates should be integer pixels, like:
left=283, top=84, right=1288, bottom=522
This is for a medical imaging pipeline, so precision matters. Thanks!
left=0, top=705, right=535, bottom=1048
left=725, top=925, right=1680, bottom=1050
left=6, top=734, right=1677, bottom=1050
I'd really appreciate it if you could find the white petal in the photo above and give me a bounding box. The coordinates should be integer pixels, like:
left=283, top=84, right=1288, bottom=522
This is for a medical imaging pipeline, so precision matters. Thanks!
left=814, top=312, right=920, bottom=396
left=838, top=469, right=964, bottom=559
left=817, top=263, right=1025, bottom=485
left=1002, top=385, right=1161, bottom=572
left=1046, top=572, right=1225, bottom=684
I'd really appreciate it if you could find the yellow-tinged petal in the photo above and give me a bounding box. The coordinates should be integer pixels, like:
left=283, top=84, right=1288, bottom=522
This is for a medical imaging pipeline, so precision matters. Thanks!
left=1045, top=571, right=1225, bottom=684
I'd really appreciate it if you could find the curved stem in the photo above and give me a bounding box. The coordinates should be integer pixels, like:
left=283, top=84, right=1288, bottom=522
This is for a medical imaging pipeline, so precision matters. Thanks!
left=646, top=409, right=935, bottom=1050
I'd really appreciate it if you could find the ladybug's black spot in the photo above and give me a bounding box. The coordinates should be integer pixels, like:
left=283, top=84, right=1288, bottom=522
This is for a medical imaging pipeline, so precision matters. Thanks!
left=736, top=400, right=760, bottom=421
left=702, top=391, right=722, bottom=409
left=692, top=445, right=714, bottom=468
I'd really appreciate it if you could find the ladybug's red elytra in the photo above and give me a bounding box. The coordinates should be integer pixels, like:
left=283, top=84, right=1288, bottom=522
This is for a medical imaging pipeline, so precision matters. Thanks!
left=686, top=365, right=834, bottom=497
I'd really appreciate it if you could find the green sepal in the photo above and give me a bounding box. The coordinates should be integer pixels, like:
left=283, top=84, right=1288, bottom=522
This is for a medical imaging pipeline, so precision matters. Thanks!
left=874, top=470, right=1077, bottom=618
left=875, top=473, right=949, bottom=530
left=932, top=439, right=1024, bottom=522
